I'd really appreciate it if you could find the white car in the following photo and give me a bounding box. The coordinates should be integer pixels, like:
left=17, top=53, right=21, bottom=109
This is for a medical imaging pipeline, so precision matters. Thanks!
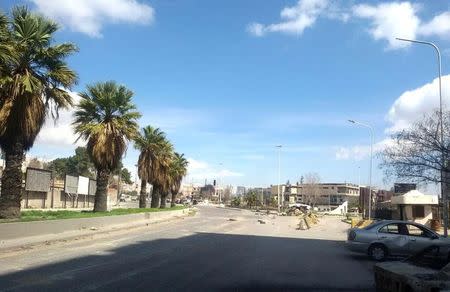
left=347, top=220, right=450, bottom=261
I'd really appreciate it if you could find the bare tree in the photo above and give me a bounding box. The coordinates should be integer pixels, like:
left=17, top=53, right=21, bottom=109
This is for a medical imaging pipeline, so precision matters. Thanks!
left=303, top=172, right=321, bottom=206
left=381, top=110, right=450, bottom=185
left=222, top=185, right=232, bottom=203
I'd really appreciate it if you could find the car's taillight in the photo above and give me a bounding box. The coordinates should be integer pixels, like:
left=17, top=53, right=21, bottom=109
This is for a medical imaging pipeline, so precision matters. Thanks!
left=348, top=230, right=356, bottom=241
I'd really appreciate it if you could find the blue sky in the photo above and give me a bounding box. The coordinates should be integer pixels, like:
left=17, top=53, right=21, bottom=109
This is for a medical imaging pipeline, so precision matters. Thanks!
left=3, top=0, right=450, bottom=191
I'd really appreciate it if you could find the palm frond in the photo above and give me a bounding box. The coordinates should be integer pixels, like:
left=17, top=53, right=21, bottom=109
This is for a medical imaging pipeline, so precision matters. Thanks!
left=0, top=6, right=78, bottom=151
left=72, top=81, right=141, bottom=171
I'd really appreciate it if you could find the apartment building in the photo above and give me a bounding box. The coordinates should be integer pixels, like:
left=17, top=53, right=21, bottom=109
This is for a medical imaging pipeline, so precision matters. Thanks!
left=271, top=182, right=360, bottom=206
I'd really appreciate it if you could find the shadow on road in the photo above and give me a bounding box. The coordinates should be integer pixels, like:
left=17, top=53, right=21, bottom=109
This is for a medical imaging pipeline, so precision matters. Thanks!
left=0, top=232, right=376, bottom=291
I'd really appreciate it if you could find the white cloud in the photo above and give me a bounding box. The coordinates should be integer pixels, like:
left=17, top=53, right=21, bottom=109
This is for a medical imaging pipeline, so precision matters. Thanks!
left=30, top=0, right=154, bottom=37
left=335, top=139, right=393, bottom=161
left=419, top=12, right=450, bottom=38
left=187, top=158, right=208, bottom=170
left=217, top=170, right=244, bottom=177
left=247, top=23, right=265, bottom=37
left=35, top=91, right=85, bottom=148
left=250, top=1, right=450, bottom=49
left=353, top=2, right=450, bottom=50
left=336, top=73, right=450, bottom=160
left=353, top=2, right=420, bottom=49
left=187, top=157, right=244, bottom=180
left=247, top=0, right=345, bottom=37
left=386, top=74, right=450, bottom=133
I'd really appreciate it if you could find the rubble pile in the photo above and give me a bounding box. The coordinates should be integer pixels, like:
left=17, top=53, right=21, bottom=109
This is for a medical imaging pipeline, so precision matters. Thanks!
left=287, top=206, right=319, bottom=230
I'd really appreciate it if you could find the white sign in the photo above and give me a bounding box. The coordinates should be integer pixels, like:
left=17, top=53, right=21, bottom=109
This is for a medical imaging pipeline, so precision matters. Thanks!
left=77, top=176, right=89, bottom=195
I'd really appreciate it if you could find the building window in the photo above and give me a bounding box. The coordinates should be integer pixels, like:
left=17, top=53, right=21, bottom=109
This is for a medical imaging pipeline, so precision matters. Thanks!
left=412, top=205, right=425, bottom=218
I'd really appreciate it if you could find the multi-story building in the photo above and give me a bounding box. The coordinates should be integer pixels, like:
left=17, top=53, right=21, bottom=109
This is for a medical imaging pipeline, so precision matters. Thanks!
left=376, top=189, right=394, bottom=203
left=271, top=183, right=360, bottom=206
left=180, top=184, right=201, bottom=197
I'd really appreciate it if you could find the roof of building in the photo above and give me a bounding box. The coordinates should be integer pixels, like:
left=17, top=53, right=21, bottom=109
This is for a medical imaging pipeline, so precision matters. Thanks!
left=391, top=190, right=438, bottom=205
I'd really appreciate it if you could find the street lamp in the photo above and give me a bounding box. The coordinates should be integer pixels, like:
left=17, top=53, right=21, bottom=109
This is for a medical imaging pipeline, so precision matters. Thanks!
left=348, top=120, right=374, bottom=220
left=396, top=37, right=447, bottom=237
left=276, top=145, right=282, bottom=213
left=218, top=163, right=223, bottom=204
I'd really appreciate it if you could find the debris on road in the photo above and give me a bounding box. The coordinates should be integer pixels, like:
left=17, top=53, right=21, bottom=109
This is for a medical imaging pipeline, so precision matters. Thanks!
left=290, top=206, right=319, bottom=230
left=258, top=219, right=266, bottom=224
left=90, top=227, right=98, bottom=231
left=298, top=219, right=308, bottom=230
left=228, top=218, right=237, bottom=221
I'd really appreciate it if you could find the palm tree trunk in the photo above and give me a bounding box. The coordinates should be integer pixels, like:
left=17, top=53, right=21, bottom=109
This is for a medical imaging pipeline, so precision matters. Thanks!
left=160, top=192, right=167, bottom=209
left=171, top=192, right=177, bottom=207
left=151, top=184, right=160, bottom=208
left=139, top=180, right=147, bottom=208
left=0, top=142, right=24, bottom=219
left=94, top=168, right=109, bottom=212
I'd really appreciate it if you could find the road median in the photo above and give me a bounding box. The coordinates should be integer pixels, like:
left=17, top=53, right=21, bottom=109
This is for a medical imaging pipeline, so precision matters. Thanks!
left=0, top=207, right=193, bottom=251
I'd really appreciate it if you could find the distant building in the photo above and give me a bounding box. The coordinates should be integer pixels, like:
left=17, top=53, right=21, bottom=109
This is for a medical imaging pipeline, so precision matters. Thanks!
left=200, top=184, right=215, bottom=199
left=359, top=186, right=377, bottom=218
left=180, top=184, right=200, bottom=196
left=376, top=189, right=394, bottom=203
left=236, top=186, right=246, bottom=196
left=271, top=183, right=360, bottom=206
left=394, top=183, right=417, bottom=195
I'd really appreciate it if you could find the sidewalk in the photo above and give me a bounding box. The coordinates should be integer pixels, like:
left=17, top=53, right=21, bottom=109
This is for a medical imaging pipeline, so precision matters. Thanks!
left=0, top=208, right=192, bottom=251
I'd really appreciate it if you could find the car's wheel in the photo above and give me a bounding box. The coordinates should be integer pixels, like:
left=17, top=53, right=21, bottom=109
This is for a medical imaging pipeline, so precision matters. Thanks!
left=369, top=244, right=388, bottom=261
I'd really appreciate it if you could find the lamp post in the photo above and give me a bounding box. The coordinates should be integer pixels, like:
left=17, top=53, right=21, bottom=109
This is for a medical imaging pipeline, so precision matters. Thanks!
left=349, top=120, right=374, bottom=220
left=396, top=37, right=447, bottom=237
left=218, top=163, right=223, bottom=204
left=276, top=145, right=282, bottom=213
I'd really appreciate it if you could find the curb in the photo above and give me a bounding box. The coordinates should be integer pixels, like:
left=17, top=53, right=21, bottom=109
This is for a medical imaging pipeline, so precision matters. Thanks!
left=0, top=208, right=193, bottom=251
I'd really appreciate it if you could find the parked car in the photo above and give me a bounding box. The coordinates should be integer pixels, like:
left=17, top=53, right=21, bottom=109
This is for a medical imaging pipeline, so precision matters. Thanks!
left=346, top=220, right=450, bottom=261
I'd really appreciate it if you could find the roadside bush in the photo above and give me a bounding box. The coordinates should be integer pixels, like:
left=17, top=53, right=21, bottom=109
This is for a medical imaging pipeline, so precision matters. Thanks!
left=231, top=197, right=241, bottom=207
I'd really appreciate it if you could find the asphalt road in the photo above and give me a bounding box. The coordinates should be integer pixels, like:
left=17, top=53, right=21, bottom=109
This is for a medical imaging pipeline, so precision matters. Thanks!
left=0, top=206, right=375, bottom=291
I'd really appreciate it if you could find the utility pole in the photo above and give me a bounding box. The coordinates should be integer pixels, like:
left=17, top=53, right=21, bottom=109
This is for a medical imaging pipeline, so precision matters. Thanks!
left=348, top=120, right=374, bottom=220
left=219, top=163, right=223, bottom=204
left=276, top=145, right=282, bottom=213
left=396, top=37, right=447, bottom=237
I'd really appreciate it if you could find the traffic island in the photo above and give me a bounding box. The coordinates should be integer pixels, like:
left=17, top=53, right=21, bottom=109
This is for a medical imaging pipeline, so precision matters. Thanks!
left=0, top=207, right=192, bottom=251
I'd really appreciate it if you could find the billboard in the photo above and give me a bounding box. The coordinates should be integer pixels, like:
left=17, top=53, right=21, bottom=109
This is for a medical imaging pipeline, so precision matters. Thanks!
left=77, top=176, right=89, bottom=195
left=394, top=183, right=416, bottom=194
left=89, top=179, right=97, bottom=196
left=64, top=175, right=79, bottom=194
left=25, top=168, right=52, bottom=192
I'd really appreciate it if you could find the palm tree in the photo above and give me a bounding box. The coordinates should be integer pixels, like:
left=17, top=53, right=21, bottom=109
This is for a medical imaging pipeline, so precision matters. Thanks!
left=0, top=7, right=78, bottom=219
left=169, top=153, right=188, bottom=207
left=134, top=126, right=167, bottom=208
left=156, top=140, right=174, bottom=208
left=73, top=81, right=140, bottom=212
